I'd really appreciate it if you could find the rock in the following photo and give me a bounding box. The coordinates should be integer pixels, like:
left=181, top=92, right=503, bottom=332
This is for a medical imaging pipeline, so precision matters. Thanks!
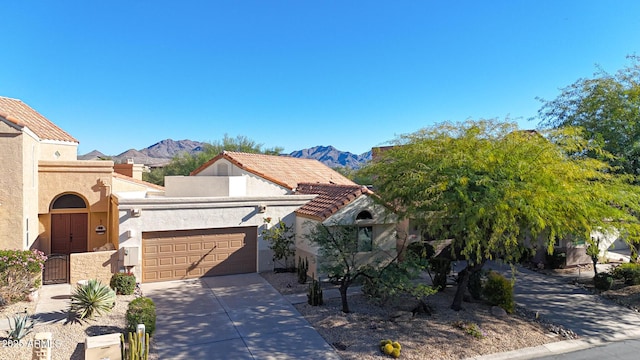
left=490, top=306, right=508, bottom=318
left=27, top=290, right=39, bottom=302
left=389, top=311, right=413, bottom=322
left=332, top=341, right=348, bottom=351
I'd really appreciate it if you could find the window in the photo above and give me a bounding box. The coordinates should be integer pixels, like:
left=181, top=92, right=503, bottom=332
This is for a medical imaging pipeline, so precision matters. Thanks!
left=52, top=194, right=86, bottom=209
left=356, top=210, right=373, bottom=220
left=357, top=226, right=373, bottom=252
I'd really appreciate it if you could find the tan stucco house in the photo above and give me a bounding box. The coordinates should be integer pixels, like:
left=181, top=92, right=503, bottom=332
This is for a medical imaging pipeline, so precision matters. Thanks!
left=0, top=96, right=158, bottom=285
left=1, top=96, right=400, bottom=285
left=117, top=151, right=399, bottom=283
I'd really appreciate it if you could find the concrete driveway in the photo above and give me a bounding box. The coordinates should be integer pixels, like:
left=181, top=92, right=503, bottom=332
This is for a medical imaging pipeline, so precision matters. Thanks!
left=140, top=273, right=341, bottom=359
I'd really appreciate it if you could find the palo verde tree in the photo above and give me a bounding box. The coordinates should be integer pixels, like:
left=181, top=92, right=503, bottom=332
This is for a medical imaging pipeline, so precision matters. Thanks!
left=538, top=56, right=640, bottom=177
left=143, top=134, right=283, bottom=185
left=361, top=119, right=640, bottom=311
left=538, top=56, right=640, bottom=260
left=305, top=221, right=434, bottom=313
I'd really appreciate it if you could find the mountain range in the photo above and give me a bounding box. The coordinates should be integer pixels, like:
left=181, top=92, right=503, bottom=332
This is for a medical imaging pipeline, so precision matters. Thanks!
left=79, top=139, right=372, bottom=169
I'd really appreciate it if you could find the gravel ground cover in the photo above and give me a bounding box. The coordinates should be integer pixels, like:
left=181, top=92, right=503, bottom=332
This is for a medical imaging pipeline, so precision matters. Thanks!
left=261, top=271, right=560, bottom=360
left=0, top=293, right=159, bottom=360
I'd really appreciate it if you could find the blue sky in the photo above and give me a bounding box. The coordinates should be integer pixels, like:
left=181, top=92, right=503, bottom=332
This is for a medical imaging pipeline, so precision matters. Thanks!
left=2, top=1, right=639, bottom=156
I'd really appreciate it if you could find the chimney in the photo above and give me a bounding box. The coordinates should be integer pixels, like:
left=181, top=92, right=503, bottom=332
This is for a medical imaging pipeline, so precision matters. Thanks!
left=114, top=161, right=144, bottom=180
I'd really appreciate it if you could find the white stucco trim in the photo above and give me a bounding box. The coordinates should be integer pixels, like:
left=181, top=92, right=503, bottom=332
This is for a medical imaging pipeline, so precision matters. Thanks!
left=40, top=139, right=79, bottom=146
left=116, top=195, right=317, bottom=210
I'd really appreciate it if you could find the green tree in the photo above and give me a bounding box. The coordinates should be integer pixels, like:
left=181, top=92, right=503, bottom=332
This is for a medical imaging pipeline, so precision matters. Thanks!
left=143, top=135, right=283, bottom=185
left=262, top=217, right=295, bottom=270
left=306, top=223, right=373, bottom=313
left=537, top=56, right=640, bottom=176
left=332, top=166, right=374, bottom=185
left=361, top=119, right=640, bottom=311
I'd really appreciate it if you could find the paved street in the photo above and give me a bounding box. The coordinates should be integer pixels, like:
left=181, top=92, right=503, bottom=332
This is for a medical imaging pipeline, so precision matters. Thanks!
left=535, top=338, right=640, bottom=360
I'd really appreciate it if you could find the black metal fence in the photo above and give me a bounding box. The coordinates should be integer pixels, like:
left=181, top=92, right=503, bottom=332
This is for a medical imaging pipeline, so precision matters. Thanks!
left=43, top=253, right=69, bottom=285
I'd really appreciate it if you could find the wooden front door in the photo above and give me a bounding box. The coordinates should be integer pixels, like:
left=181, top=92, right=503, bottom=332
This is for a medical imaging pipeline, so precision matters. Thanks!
left=51, top=213, right=88, bottom=254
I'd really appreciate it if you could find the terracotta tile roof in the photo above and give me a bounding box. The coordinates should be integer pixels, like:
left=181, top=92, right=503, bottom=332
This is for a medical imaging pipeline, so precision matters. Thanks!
left=113, top=172, right=165, bottom=191
left=0, top=96, right=78, bottom=143
left=295, top=183, right=373, bottom=220
left=191, top=151, right=356, bottom=190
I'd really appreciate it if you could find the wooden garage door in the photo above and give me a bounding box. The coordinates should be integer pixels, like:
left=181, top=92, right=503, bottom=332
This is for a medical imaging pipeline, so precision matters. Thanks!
left=142, top=227, right=257, bottom=283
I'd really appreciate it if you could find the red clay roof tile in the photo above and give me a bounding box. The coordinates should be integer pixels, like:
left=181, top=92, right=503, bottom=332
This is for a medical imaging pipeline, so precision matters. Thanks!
left=295, top=183, right=373, bottom=221
left=0, top=96, right=78, bottom=143
left=191, top=151, right=356, bottom=190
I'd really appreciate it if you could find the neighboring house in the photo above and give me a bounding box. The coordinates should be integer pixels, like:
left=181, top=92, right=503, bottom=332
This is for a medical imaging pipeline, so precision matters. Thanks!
left=116, top=151, right=399, bottom=283
left=294, top=183, right=398, bottom=278
left=0, top=96, right=159, bottom=285
left=1, top=96, right=400, bottom=286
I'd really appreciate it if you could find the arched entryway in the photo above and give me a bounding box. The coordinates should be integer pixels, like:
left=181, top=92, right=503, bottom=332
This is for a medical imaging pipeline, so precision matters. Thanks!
left=50, top=193, right=89, bottom=254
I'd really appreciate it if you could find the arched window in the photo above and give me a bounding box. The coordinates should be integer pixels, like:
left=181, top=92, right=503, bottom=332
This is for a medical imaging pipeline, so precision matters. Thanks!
left=356, top=210, right=373, bottom=220
left=51, top=194, right=86, bottom=209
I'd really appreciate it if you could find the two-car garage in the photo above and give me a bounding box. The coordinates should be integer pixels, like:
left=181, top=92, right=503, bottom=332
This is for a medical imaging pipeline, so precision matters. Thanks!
left=141, top=227, right=257, bottom=283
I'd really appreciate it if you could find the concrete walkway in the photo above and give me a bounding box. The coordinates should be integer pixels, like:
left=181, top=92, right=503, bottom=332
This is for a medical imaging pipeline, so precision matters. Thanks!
left=140, top=273, right=341, bottom=360
left=0, top=283, right=71, bottom=331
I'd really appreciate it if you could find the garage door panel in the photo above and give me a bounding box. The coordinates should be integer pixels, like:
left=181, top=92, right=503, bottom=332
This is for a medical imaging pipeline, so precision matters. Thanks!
left=142, top=227, right=257, bottom=283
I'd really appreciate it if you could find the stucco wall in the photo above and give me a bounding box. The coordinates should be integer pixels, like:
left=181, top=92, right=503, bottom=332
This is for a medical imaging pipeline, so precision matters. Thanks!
left=37, top=161, right=115, bottom=254
left=38, top=161, right=114, bottom=213
left=39, top=142, right=77, bottom=161
left=295, top=196, right=398, bottom=280
left=165, top=176, right=247, bottom=197
left=0, top=122, right=26, bottom=249
left=116, top=195, right=314, bottom=281
left=23, top=134, right=40, bottom=249
left=70, top=250, right=117, bottom=286
left=194, top=158, right=290, bottom=196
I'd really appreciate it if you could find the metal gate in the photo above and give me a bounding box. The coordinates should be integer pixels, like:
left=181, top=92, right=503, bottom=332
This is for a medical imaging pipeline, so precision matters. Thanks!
left=43, top=253, right=69, bottom=285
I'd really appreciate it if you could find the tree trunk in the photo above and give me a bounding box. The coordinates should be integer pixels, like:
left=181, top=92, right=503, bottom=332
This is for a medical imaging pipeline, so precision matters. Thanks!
left=339, top=281, right=350, bottom=313
left=632, top=243, right=640, bottom=263
left=451, top=261, right=485, bottom=311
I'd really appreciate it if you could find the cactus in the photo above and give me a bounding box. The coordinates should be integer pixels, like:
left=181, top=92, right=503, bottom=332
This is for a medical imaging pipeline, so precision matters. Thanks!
left=297, top=257, right=309, bottom=284
left=307, top=273, right=323, bottom=306
left=120, top=331, right=149, bottom=360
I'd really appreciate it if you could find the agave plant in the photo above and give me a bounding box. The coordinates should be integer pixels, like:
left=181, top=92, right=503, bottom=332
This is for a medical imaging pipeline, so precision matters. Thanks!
left=7, top=313, right=35, bottom=340
left=69, top=279, right=116, bottom=319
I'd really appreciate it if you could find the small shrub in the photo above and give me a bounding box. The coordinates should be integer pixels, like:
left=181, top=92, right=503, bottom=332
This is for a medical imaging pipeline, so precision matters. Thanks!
left=7, top=313, right=35, bottom=340
left=126, top=297, right=156, bottom=336
left=110, top=272, right=136, bottom=295
left=593, top=272, right=613, bottom=291
left=482, top=271, right=514, bottom=314
left=0, top=250, right=47, bottom=305
left=545, top=249, right=566, bottom=269
left=453, top=321, right=485, bottom=339
left=611, top=263, right=640, bottom=285
left=429, top=258, right=451, bottom=291
left=70, top=279, right=116, bottom=319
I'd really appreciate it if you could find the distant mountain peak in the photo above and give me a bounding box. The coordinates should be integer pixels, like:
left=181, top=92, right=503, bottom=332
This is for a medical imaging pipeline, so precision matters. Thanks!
left=80, top=140, right=371, bottom=168
left=289, top=145, right=371, bottom=169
